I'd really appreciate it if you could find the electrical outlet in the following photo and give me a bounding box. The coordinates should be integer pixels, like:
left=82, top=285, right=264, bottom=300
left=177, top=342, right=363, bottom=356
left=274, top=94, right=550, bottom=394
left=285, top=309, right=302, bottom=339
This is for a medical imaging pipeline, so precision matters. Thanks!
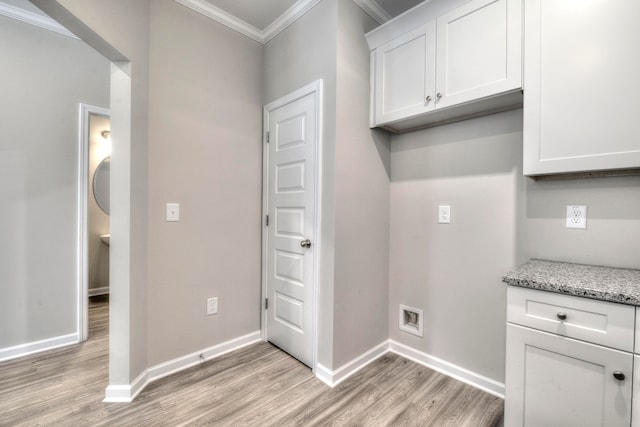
left=566, top=205, right=587, bottom=229
left=166, top=203, right=180, bottom=222
left=207, top=297, right=218, bottom=315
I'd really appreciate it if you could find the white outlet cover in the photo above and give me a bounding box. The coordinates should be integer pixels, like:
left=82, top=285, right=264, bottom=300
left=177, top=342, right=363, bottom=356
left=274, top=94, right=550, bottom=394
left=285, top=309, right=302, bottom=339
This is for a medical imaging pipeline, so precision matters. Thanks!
left=166, top=203, right=180, bottom=222
left=566, top=205, right=587, bottom=229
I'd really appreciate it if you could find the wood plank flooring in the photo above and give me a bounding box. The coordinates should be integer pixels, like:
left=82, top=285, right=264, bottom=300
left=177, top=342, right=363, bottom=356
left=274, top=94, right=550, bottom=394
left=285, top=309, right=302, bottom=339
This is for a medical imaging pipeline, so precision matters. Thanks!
left=0, top=297, right=504, bottom=426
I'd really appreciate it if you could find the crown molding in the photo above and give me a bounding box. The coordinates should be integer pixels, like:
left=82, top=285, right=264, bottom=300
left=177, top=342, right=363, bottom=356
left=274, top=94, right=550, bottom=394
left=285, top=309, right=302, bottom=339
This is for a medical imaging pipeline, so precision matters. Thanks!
left=352, top=0, right=391, bottom=24
left=174, top=0, right=321, bottom=45
left=173, top=0, right=263, bottom=43
left=0, top=1, right=78, bottom=39
left=262, top=0, right=322, bottom=43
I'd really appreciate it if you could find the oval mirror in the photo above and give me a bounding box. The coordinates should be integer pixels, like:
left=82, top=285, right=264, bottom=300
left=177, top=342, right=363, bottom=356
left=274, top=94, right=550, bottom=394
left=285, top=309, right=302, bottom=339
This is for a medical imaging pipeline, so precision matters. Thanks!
left=93, top=156, right=110, bottom=214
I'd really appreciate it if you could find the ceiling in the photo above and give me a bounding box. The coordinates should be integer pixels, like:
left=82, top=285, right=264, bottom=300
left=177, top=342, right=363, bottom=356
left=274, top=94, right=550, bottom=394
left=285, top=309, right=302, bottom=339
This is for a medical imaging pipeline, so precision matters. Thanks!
left=202, top=0, right=423, bottom=31
left=1, top=0, right=425, bottom=44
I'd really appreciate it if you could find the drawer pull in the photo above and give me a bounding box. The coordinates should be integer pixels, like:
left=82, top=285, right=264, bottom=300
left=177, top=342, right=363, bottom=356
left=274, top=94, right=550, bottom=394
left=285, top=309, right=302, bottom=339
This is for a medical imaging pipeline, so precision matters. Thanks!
left=613, top=371, right=626, bottom=381
left=556, top=312, right=567, bottom=321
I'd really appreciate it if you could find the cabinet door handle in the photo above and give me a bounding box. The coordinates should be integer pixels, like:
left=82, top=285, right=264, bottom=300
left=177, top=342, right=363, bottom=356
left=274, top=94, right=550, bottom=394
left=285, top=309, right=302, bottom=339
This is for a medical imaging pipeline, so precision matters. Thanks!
left=436, top=92, right=442, bottom=100
left=425, top=96, right=432, bottom=102
left=613, top=371, right=626, bottom=381
left=556, top=312, right=567, bottom=321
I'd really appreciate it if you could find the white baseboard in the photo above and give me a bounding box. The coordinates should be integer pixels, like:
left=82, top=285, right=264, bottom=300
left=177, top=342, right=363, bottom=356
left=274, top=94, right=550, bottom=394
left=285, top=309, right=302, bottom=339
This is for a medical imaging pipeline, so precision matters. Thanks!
left=315, top=340, right=388, bottom=387
left=388, top=339, right=505, bottom=398
left=88, top=287, right=109, bottom=297
left=0, top=333, right=78, bottom=363
left=103, top=331, right=262, bottom=403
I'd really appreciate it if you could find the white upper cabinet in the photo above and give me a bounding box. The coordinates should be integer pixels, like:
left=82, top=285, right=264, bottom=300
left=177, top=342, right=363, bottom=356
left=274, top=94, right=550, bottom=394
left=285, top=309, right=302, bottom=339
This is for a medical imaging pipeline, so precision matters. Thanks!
left=367, top=0, right=523, bottom=133
left=523, top=0, right=640, bottom=176
left=374, top=22, right=436, bottom=125
left=435, top=0, right=522, bottom=109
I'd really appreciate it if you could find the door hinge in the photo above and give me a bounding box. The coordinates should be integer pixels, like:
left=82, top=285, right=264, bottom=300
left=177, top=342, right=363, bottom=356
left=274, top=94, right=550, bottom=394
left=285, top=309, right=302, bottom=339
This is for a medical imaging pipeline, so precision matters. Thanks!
left=265, top=298, right=269, bottom=309
left=266, top=132, right=270, bottom=143
left=265, top=214, right=269, bottom=226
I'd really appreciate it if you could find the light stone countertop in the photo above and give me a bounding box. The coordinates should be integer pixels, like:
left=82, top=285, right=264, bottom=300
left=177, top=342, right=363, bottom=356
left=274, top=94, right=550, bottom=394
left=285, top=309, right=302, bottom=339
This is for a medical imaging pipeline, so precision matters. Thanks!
left=503, top=259, right=640, bottom=306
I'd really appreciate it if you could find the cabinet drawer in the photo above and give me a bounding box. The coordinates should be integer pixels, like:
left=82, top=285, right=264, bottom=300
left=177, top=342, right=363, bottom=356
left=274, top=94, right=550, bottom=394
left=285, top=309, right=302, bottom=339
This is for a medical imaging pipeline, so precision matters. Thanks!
left=507, top=287, right=635, bottom=352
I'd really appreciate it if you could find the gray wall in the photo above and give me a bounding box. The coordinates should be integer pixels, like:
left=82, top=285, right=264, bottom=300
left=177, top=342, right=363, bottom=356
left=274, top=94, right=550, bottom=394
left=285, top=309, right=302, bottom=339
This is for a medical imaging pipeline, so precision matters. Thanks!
left=523, top=176, right=640, bottom=269
left=263, top=0, right=339, bottom=369
left=264, top=0, right=391, bottom=370
left=0, top=14, right=110, bottom=349
left=389, top=108, right=640, bottom=383
left=146, top=0, right=263, bottom=366
left=332, top=0, right=390, bottom=368
left=39, top=0, right=153, bottom=385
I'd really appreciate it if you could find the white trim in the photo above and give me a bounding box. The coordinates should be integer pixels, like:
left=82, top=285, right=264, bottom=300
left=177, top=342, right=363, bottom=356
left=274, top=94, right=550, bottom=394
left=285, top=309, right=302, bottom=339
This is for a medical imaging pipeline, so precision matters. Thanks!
left=388, top=340, right=505, bottom=398
left=262, top=79, right=323, bottom=377
left=88, top=287, right=110, bottom=297
left=352, top=0, right=391, bottom=24
left=78, top=104, right=110, bottom=343
left=0, top=333, right=78, bottom=363
left=261, top=0, right=322, bottom=43
left=173, top=0, right=263, bottom=43
left=104, top=331, right=261, bottom=403
left=315, top=341, right=388, bottom=387
left=173, top=0, right=320, bottom=44
left=0, top=2, right=78, bottom=39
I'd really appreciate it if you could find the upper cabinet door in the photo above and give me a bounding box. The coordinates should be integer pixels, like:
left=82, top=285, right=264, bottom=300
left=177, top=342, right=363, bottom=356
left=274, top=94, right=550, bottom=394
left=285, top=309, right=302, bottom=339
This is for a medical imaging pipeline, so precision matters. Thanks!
left=374, top=21, right=436, bottom=126
left=523, top=0, right=640, bottom=176
left=436, top=0, right=522, bottom=109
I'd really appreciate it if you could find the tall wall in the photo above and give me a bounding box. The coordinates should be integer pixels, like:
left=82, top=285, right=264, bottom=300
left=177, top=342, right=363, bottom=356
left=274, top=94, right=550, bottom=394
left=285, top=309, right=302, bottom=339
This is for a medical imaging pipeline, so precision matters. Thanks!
left=333, top=0, right=390, bottom=368
left=263, top=0, right=339, bottom=369
left=146, top=0, right=263, bottom=365
left=264, top=0, right=391, bottom=371
left=35, top=0, right=153, bottom=384
left=0, top=14, right=110, bottom=351
left=389, top=108, right=640, bottom=384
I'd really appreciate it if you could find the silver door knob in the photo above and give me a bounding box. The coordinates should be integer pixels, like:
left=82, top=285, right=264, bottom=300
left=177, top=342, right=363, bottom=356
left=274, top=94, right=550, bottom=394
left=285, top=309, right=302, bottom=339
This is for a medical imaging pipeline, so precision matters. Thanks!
left=436, top=92, right=442, bottom=99
left=557, top=312, right=567, bottom=321
left=425, top=96, right=432, bottom=102
left=300, top=239, right=311, bottom=248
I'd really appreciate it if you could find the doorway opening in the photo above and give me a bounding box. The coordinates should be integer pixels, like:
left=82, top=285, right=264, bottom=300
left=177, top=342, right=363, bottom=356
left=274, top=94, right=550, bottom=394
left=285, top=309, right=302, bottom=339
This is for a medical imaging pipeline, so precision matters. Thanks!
left=79, top=104, right=111, bottom=341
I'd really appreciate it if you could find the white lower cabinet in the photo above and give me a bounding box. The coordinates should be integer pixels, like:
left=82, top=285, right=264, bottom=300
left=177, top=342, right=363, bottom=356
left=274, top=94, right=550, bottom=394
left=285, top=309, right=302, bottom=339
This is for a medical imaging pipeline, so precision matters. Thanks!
left=505, top=324, right=632, bottom=426
left=506, top=287, right=635, bottom=426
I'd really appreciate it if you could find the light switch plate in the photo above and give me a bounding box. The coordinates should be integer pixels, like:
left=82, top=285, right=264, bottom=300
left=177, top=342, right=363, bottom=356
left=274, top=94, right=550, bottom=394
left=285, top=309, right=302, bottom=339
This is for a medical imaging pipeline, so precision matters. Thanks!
left=438, top=205, right=451, bottom=224
left=566, top=205, right=587, bottom=229
left=166, top=203, right=180, bottom=222
left=207, top=297, right=218, bottom=315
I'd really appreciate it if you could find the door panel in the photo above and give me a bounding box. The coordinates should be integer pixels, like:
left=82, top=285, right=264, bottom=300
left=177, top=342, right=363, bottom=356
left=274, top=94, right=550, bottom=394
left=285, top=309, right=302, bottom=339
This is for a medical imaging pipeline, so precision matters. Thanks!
left=264, top=87, right=318, bottom=367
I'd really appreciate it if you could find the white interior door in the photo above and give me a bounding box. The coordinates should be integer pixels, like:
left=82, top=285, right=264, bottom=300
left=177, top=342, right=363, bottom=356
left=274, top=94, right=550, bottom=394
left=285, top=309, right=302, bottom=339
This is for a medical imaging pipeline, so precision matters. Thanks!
left=263, top=82, right=320, bottom=367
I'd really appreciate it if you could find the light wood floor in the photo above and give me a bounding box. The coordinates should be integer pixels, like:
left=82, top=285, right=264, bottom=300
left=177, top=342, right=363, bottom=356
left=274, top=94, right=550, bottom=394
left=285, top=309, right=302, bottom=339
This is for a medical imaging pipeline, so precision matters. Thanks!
left=0, top=297, right=504, bottom=426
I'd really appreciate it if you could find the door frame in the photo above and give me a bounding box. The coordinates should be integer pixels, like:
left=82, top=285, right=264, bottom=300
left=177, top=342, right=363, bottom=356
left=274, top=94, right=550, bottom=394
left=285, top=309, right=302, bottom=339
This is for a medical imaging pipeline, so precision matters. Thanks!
left=78, top=103, right=110, bottom=342
left=261, top=80, right=323, bottom=373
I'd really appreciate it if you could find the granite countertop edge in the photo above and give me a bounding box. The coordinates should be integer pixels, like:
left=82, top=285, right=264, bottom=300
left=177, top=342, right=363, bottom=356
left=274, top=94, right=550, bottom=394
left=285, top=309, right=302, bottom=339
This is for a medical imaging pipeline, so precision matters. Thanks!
left=503, top=259, right=640, bottom=306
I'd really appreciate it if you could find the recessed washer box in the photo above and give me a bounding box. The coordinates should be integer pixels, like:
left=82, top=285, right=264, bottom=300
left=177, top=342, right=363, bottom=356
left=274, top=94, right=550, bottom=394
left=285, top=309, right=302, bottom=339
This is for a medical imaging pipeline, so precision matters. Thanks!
left=399, top=304, right=424, bottom=337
